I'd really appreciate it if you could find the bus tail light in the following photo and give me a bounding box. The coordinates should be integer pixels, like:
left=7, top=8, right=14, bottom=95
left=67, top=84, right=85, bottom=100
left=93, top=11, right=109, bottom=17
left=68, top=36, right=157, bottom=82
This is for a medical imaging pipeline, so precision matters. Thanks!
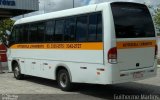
left=0, top=53, right=7, bottom=62
left=0, top=44, right=7, bottom=62
left=108, top=47, right=117, bottom=64
left=155, top=44, right=158, bottom=59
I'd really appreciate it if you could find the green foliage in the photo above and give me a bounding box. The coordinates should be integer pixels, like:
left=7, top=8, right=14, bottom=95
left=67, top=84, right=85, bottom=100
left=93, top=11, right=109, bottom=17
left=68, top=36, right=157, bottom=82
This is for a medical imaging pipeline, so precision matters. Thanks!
left=0, top=18, right=15, bottom=38
left=155, top=6, right=160, bottom=36
left=155, top=6, right=160, bottom=26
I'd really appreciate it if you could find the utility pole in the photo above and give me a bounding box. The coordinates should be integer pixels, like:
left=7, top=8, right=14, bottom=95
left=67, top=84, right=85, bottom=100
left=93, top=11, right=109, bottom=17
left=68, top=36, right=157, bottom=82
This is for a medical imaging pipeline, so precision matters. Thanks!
left=44, top=1, right=46, bottom=13
left=73, top=0, right=74, bottom=8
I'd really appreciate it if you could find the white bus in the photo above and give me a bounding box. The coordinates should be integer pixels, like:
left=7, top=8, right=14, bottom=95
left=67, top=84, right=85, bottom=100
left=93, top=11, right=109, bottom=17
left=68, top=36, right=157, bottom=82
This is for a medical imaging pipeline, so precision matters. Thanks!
left=7, top=2, right=157, bottom=91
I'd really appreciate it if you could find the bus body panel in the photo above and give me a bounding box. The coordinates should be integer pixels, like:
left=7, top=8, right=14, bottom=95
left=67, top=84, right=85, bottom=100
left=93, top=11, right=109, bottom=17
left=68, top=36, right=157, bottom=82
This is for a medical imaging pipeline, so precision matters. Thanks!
left=110, top=2, right=157, bottom=83
left=9, top=49, right=104, bottom=64
left=8, top=57, right=110, bottom=84
left=8, top=48, right=109, bottom=84
left=116, top=38, right=156, bottom=71
left=7, top=2, right=157, bottom=85
left=112, top=61, right=157, bottom=84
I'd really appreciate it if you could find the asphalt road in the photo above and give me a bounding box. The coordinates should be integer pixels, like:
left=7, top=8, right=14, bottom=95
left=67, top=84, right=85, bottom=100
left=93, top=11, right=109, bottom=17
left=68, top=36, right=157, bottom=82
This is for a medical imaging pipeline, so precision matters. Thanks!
left=0, top=68, right=160, bottom=100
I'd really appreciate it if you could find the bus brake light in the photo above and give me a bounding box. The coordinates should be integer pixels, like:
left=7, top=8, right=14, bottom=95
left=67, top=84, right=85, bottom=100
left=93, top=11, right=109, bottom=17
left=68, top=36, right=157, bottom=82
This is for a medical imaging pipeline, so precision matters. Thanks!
left=108, top=47, right=117, bottom=64
left=0, top=44, right=7, bottom=62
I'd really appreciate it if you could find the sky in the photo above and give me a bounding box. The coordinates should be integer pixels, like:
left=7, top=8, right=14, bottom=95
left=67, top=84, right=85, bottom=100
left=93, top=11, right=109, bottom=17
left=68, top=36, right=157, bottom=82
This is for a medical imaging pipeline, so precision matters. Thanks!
left=14, top=0, right=160, bottom=19
left=39, top=0, right=160, bottom=12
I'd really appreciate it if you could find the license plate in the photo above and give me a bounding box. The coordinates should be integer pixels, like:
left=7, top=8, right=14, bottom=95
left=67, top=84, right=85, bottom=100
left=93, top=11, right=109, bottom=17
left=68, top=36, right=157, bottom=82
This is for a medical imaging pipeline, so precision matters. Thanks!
left=133, top=71, right=144, bottom=79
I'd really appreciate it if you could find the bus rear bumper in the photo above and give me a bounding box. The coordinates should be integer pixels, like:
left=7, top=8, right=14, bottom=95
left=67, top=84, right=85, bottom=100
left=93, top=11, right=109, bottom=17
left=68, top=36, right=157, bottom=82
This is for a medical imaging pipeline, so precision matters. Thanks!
left=111, top=65, right=157, bottom=84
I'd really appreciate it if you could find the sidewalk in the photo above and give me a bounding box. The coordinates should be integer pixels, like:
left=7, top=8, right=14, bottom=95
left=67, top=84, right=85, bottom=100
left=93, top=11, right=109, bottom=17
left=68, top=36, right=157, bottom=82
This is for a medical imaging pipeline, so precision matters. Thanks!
left=0, top=62, right=8, bottom=73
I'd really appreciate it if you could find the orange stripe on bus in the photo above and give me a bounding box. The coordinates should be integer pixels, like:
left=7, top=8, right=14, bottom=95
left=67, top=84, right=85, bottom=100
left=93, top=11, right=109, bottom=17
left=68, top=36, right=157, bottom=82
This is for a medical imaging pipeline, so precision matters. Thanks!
left=117, top=40, right=156, bottom=49
left=10, top=42, right=103, bottom=50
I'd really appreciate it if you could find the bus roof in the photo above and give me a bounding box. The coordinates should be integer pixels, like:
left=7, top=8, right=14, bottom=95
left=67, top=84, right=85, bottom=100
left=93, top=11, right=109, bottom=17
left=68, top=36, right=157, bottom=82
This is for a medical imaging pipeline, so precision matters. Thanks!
left=14, top=2, right=110, bottom=25
left=14, top=1, right=144, bottom=25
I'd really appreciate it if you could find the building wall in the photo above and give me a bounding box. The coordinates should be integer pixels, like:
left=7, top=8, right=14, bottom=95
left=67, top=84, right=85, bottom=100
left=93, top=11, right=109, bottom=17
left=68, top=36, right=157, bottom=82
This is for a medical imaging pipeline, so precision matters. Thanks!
left=0, top=0, right=38, bottom=10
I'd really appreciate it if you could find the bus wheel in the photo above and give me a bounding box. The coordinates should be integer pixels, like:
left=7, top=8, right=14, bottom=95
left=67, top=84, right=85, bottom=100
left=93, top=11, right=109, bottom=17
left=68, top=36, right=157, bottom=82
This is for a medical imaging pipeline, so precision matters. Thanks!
left=57, top=69, right=72, bottom=91
left=13, top=63, right=24, bottom=80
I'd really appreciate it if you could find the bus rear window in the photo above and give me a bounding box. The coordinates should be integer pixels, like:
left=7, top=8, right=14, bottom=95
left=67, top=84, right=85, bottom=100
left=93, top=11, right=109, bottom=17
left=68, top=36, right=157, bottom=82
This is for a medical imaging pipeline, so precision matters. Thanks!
left=111, top=2, right=155, bottom=38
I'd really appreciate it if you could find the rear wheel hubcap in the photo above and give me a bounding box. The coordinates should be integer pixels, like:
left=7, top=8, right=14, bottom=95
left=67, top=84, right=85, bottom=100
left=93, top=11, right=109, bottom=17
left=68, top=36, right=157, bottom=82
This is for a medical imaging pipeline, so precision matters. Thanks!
left=14, top=67, right=19, bottom=77
left=59, top=73, right=68, bottom=88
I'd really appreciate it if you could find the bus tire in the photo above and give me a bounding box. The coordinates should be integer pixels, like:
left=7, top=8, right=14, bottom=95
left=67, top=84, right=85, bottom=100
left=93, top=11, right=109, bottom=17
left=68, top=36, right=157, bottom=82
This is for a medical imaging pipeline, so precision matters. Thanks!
left=13, top=63, right=24, bottom=80
left=57, top=69, right=73, bottom=91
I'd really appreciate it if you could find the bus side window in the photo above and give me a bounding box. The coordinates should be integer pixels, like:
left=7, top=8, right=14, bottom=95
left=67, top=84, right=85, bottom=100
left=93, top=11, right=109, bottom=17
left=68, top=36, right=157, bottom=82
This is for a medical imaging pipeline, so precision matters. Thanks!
left=29, top=23, right=38, bottom=42
left=64, top=17, right=76, bottom=42
left=23, top=24, right=29, bottom=42
left=54, top=19, right=65, bottom=42
left=37, top=22, right=45, bottom=42
left=88, top=14, right=97, bottom=41
left=97, top=13, right=102, bottom=41
left=45, top=20, right=55, bottom=42
left=9, top=26, right=17, bottom=45
left=15, top=26, right=20, bottom=43
left=76, top=15, right=88, bottom=42
left=19, top=25, right=24, bottom=43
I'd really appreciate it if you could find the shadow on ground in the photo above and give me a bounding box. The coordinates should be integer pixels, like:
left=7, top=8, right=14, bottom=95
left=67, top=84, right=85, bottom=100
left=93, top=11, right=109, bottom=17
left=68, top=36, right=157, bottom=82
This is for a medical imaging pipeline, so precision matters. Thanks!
left=21, top=76, right=160, bottom=100
left=76, top=83, right=160, bottom=99
left=23, top=76, right=59, bottom=89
